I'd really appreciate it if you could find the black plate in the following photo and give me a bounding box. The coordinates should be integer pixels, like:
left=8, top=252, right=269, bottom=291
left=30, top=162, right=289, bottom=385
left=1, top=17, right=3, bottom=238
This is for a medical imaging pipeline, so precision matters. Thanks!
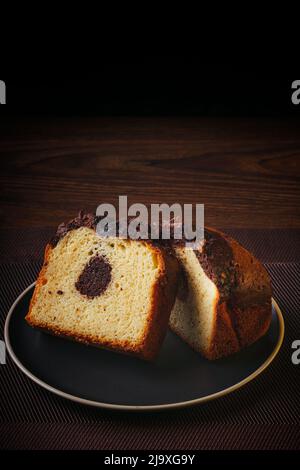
left=5, top=283, right=284, bottom=411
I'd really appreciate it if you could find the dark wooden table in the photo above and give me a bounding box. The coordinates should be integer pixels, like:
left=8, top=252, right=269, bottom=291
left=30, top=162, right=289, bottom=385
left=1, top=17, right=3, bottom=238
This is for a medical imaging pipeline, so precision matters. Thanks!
left=1, top=116, right=300, bottom=230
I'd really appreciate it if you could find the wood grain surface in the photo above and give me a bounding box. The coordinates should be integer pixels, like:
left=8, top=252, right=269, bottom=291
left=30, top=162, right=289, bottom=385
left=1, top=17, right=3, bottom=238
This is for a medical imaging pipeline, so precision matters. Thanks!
left=0, top=117, right=299, bottom=229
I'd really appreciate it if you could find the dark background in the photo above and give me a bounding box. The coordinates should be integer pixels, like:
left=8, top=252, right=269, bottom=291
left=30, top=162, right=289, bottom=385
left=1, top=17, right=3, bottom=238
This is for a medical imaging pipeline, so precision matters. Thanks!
left=1, top=60, right=299, bottom=116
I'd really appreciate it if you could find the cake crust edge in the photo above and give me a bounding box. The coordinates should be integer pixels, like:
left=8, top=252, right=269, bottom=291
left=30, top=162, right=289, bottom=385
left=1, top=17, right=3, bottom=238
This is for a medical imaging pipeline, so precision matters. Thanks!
left=170, top=226, right=272, bottom=360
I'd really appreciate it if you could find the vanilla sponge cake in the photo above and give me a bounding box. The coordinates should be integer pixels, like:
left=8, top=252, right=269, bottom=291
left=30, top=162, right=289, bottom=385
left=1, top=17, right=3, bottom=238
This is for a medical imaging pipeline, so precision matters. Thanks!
left=26, top=213, right=179, bottom=360
left=169, top=228, right=272, bottom=360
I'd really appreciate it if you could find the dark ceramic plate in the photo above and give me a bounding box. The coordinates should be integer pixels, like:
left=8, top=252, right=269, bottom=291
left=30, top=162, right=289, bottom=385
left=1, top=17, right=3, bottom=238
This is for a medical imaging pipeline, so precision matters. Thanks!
left=5, top=283, right=284, bottom=411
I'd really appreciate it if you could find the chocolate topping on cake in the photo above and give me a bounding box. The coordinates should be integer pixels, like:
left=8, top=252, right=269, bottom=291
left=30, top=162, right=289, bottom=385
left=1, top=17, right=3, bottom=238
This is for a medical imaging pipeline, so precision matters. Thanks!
left=50, top=211, right=99, bottom=247
left=75, top=255, right=112, bottom=298
left=50, top=212, right=189, bottom=251
left=50, top=214, right=237, bottom=303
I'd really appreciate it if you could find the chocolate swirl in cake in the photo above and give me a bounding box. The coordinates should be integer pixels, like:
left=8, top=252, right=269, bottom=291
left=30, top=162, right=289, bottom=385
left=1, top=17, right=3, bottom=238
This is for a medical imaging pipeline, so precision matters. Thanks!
left=75, top=255, right=112, bottom=298
left=195, top=228, right=236, bottom=302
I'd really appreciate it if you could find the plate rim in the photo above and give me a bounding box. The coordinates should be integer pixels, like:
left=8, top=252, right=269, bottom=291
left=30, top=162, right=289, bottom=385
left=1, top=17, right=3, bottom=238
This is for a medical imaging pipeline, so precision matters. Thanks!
left=4, top=282, right=285, bottom=412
